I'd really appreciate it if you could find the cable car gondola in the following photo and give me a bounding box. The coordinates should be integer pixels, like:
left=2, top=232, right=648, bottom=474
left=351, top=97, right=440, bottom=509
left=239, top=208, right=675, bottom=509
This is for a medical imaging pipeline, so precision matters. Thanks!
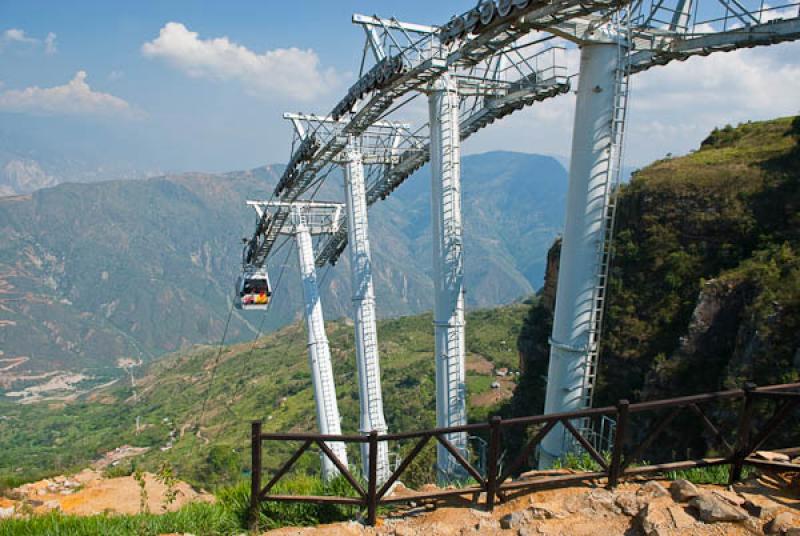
left=235, top=267, right=272, bottom=310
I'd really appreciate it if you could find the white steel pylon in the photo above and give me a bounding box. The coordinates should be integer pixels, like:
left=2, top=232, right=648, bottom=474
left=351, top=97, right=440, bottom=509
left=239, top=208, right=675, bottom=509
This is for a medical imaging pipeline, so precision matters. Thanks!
left=342, top=138, right=390, bottom=484
left=428, top=71, right=468, bottom=481
left=247, top=201, right=348, bottom=481
left=282, top=113, right=420, bottom=484
left=540, top=24, right=630, bottom=467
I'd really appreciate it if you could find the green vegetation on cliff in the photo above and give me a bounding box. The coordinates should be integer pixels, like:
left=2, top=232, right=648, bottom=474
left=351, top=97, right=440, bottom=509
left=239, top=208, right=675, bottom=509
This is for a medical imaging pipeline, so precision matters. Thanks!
left=509, top=116, right=800, bottom=456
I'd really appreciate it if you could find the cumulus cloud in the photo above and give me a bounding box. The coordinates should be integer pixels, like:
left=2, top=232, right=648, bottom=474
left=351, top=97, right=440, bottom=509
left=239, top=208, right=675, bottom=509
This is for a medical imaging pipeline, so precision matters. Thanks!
left=0, top=71, right=140, bottom=118
left=141, top=22, right=340, bottom=101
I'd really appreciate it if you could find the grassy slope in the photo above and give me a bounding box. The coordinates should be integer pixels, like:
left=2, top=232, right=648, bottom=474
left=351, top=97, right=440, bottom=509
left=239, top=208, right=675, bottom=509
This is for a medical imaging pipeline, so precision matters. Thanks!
left=0, top=303, right=527, bottom=488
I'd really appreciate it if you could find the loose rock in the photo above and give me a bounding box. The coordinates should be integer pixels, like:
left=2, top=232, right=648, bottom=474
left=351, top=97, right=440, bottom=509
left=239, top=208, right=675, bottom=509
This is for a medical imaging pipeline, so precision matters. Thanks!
left=585, top=488, right=620, bottom=514
left=689, top=493, right=749, bottom=523
left=766, top=511, right=800, bottom=535
left=614, top=492, right=645, bottom=516
left=528, top=503, right=562, bottom=520
left=670, top=479, right=700, bottom=502
left=636, top=503, right=672, bottom=536
left=500, top=511, right=526, bottom=529
left=639, top=480, right=670, bottom=498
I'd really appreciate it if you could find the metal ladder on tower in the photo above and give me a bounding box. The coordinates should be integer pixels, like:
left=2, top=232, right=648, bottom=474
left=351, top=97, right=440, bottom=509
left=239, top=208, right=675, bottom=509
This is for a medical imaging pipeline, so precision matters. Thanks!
left=576, top=11, right=632, bottom=412
left=440, top=99, right=460, bottom=423
left=441, top=97, right=468, bottom=473
left=352, top=183, right=383, bottom=434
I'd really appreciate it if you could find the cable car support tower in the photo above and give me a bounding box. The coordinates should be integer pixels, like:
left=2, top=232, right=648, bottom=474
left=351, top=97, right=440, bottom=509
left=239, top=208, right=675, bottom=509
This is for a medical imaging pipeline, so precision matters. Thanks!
left=247, top=200, right=348, bottom=481
left=283, top=113, right=427, bottom=483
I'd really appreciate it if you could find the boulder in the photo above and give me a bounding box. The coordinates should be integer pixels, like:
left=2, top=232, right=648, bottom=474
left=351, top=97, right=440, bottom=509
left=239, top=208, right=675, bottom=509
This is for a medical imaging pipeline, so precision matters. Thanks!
left=668, top=505, right=699, bottom=531
left=585, top=488, right=620, bottom=514
left=766, top=511, right=800, bottom=535
left=711, top=489, right=745, bottom=507
left=528, top=503, right=563, bottom=520
left=740, top=494, right=782, bottom=520
left=670, top=479, right=700, bottom=502
left=636, top=503, right=671, bottom=536
left=0, top=506, right=14, bottom=519
left=500, top=511, right=527, bottom=529
left=614, top=492, right=645, bottom=516
left=639, top=480, right=670, bottom=498
left=637, top=502, right=698, bottom=535
left=689, top=493, right=749, bottom=523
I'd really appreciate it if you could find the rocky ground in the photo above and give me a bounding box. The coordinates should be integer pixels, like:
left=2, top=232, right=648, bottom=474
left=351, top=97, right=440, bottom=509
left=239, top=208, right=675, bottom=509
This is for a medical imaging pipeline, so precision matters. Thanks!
left=0, top=467, right=797, bottom=535
left=0, top=468, right=212, bottom=518
left=266, top=473, right=800, bottom=536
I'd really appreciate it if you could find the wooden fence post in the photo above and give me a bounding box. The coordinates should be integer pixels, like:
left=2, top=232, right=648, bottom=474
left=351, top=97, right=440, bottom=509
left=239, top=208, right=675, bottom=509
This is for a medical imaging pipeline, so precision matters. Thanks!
left=608, top=400, right=629, bottom=488
left=730, top=383, right=756, bottom=484
left=486, top=416, right=502, bottom=511
left=367, top=430, right=378, bottom=526
left=250, top=420, right=263, bottom=531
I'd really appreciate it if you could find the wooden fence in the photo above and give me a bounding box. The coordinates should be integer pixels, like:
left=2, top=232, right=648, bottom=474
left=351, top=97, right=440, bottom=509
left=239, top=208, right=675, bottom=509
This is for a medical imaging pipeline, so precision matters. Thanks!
left=249, top=381, right=800, bottom=527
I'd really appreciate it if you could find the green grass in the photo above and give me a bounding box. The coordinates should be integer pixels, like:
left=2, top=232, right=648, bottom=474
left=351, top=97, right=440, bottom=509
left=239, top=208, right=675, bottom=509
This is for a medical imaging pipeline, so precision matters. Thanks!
left=664, top=464, right=755, bottom=485
left=219, top=476, right=361, bottom=531
left=0, top=502, right=239, bottom=536
left=466, top=372, right=494, bottom=395
left=552, top=451, right=611, bottom=473
left=552, top=451, right=758, bottom=487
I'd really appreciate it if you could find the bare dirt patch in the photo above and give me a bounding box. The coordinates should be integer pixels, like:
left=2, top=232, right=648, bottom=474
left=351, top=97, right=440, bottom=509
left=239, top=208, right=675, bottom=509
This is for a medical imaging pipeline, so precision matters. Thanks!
left=465, top=353, right=494, bottom=374
left=5, top=469, right=212, bottom=516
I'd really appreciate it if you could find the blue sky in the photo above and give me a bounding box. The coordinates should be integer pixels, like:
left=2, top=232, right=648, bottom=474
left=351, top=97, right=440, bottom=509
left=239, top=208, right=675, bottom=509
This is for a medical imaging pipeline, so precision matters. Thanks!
left=1, top=1, right=799, bottom=175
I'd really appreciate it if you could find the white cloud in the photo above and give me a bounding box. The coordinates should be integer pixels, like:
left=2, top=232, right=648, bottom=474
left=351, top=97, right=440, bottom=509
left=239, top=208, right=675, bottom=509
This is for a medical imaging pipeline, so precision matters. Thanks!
left=2, top=28, right=58, bottom=54
left=141, top=22, right=340, bottom=101
left=467, top=41, right=800, bottom=167
left=624, top=42, right=800, bottom=163
left=0, top=71, right=140, bottom=118
left=3, top=28, right=37, bottom=45
left=44, top=32, right=57, bottom=54
left=108, top=70, right=124, bottom=81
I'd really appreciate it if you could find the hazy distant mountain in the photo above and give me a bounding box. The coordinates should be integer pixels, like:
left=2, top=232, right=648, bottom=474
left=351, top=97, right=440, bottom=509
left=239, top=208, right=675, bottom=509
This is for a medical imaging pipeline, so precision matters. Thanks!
left=0, top=124, right=158, bottom=197
left=0, top=151, right=567, bottom=378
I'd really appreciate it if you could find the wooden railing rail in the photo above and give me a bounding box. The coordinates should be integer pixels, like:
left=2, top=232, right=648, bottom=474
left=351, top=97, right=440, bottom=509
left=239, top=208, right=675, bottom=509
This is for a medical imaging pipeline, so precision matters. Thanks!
left=248, top=382, right=800, bottom=529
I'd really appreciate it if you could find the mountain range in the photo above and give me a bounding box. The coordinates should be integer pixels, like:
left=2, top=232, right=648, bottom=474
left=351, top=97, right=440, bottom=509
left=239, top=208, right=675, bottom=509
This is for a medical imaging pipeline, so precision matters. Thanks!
left=0, top=151, right=567, bottom=380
